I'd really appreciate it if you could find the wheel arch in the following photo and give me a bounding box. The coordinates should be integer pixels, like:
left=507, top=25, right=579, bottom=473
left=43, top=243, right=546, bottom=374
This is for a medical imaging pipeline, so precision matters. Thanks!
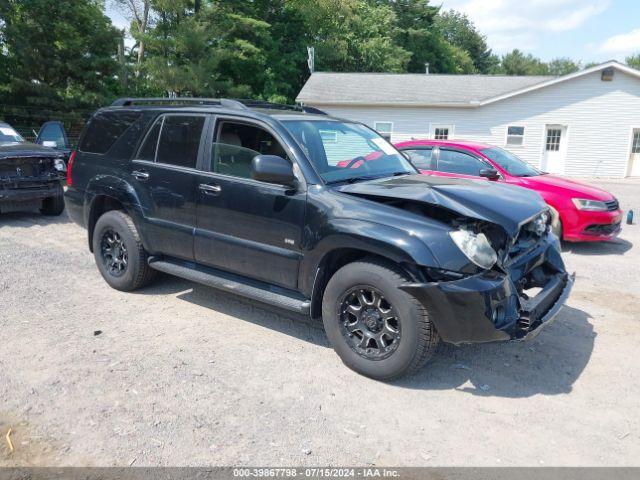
left=85, top=178, right=146, bottom=252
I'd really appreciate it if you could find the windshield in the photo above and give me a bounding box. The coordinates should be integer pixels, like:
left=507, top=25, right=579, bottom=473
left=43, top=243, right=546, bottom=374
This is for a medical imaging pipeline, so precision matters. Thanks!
left=282, top=120, right=415, bottom=183
left=0, top=124, right=25, bottom=145
left=481, top=147, right=541, bottom=177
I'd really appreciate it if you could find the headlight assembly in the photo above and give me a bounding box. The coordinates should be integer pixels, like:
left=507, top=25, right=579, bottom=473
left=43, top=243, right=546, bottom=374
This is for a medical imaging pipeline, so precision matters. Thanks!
left=572, top=198, right=607, bottom=211
left=449, top=228, right=498, bottom=270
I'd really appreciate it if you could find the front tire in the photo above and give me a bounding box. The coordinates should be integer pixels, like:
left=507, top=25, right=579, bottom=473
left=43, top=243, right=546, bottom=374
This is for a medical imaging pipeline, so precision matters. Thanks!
left=322, top=259, right=439, bottom=380
left=40, top=184, right=65, bottom=216
left=92, top=210, right=156, bottom=291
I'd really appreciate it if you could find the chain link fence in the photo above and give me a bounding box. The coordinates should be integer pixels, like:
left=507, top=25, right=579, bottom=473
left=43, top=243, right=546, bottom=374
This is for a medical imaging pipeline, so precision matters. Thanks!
left=0, top=105, right=94, bottom=147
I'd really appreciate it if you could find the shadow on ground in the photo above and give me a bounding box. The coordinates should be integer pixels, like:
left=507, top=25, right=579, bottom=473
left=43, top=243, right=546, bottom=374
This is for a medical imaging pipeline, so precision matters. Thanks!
left=562, top=238, right=632, bottom=255
left=138, top=276, right=594, bottom=398
left=0, top=210, right=72, bottom=227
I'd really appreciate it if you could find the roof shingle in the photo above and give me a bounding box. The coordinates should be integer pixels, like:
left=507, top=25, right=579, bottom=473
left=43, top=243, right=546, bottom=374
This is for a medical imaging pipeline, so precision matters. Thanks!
left=296, top=72, right=556, bottom=106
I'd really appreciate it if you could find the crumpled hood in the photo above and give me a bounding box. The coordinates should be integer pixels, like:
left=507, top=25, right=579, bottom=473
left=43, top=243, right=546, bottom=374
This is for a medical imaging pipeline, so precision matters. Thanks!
left=0, top=142, right=62, bottom=159
left=335, top=174, right=547, bottom=237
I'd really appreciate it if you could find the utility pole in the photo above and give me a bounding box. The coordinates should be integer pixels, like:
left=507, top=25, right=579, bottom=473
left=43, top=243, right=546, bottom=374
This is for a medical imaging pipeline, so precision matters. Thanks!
left=307, top=47, right=315, bottom=74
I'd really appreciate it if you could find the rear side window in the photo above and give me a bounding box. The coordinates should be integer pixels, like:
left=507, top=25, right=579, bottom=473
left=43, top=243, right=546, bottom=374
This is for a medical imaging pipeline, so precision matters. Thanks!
left=79, top=111, right=141, bottom=154
left=155, top=115, right=205, bottom=169
left=137, top=118, right=162, bottom=161
left=403, top=148, right=434, bottom=170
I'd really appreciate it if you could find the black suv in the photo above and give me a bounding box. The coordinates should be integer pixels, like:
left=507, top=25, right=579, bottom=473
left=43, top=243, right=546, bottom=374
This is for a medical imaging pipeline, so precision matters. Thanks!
left=0, top=121, right=66, bottom=215
left=65, top=98, right=573, bottom=380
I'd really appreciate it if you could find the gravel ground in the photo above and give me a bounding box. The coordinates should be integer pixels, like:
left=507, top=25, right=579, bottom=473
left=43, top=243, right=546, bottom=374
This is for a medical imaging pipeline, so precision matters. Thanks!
left=1, top=178, right=639, bottom=467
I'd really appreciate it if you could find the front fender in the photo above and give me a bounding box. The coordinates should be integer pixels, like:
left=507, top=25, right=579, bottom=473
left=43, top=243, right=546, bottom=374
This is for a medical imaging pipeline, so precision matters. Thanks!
left=299, top=218, right=440, bottom=296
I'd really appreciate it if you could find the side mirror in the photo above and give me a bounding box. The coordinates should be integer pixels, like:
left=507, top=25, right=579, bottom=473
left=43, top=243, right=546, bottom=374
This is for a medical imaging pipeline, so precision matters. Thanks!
left=251, top=155, right=296, bottom=186
left=479, top=168, right=500, bottom=181
left=42, top=140, right=58, bottom=148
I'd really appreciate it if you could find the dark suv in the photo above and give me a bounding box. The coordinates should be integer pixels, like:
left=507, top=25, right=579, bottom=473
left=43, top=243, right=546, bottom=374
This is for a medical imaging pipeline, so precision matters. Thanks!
left=65, top=98, right=573, bottom=380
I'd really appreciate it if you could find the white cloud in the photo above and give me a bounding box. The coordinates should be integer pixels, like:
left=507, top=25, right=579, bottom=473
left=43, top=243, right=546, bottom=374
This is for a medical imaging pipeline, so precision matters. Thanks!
left=598, top=29, right=640, bottom=57
left=440, top=0, right=610, bottom=53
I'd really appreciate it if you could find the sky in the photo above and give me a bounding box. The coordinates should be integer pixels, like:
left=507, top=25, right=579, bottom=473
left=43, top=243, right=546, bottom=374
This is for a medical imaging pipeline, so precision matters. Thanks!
left=106, top=0, right=640, bottom=64
left=438, top=0, right=640, bottom=63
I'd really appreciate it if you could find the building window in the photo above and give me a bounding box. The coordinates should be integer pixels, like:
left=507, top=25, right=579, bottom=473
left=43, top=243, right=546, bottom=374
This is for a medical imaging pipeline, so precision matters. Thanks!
left=633, top=131, right=640, bottom=153
left=506, top=126, right=525, bottom=146
left=545, top=128, right=562, bottom=151
left=430, top=124, right=453, bottom=140
left=374, top=122, right=393, bottom=141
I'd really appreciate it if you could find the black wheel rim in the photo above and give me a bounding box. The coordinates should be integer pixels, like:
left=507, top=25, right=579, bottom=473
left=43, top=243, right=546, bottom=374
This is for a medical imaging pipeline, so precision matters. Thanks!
left=100, top=229, right=128, bottom=277
left=339, top=286, right=401, bottom=360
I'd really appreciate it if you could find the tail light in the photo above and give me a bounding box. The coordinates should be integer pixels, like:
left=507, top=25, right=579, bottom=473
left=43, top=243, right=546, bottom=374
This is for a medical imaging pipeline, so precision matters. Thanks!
left=66, top=150, right=76, bottom=186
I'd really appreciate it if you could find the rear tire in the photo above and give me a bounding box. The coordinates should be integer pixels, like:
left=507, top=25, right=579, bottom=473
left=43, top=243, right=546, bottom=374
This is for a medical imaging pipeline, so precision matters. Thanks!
left=40, top=184, right=65, bottom=216
left=92, top=210, right=156, bottom=291
left=322, top=259, right=439, bottom=380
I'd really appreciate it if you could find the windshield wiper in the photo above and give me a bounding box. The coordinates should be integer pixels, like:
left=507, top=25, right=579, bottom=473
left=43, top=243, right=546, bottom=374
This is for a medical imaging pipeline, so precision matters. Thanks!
left=325, top=171, right=413, bottom=185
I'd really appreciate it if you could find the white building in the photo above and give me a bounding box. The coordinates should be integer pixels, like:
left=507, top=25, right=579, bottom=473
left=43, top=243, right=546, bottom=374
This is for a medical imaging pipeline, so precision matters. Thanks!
left=296, top=61, right=640, bottom=178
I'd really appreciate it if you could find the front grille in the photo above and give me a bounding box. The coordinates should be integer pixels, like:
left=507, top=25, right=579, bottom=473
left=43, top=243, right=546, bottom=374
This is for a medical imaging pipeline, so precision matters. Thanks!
left=509, top=215, right=548, bottom=259
left=604, top=199, right=619, bottom=211
left=584, top=222, right=621, bottom=235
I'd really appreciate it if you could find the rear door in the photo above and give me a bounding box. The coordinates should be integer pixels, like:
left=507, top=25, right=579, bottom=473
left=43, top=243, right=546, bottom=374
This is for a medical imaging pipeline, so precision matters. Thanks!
left=400, top=147, right=435, bottom=174
left=193, top=116, right=306, bottom=289
left=130, top=113, right=209, bottom=261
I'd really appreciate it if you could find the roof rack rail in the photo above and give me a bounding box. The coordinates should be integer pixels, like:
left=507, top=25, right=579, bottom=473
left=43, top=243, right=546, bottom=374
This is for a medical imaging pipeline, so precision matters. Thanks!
left=110, top=97, right=327, bottom=115
left=110, top=97, right=248, bottom=109
left=235, top=99, right=327, bottom=115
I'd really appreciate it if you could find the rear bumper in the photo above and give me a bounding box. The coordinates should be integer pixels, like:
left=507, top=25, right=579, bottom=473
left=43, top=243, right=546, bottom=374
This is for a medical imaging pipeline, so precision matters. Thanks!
left=400, top=240, right=573, bottom=345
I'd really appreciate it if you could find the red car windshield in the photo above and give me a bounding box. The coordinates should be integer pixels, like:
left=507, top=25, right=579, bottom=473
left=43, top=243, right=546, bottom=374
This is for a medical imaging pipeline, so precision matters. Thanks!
left=282, top=120, right=415, bottom=184
left=481, top=147, right=542, bottom=177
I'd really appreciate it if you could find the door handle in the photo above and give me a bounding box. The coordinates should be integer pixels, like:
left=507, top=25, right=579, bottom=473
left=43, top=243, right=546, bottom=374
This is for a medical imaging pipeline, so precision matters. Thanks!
left=199, top=183, right=221, bottom=194
left=132, top=170, right=150, bottom=181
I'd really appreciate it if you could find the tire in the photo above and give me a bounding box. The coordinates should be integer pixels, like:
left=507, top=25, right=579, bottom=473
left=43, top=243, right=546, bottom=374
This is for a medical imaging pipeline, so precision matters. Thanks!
left=40, top=184, right=65, bottom=216
left=92, top=210, right=156, bottom=291
left=552, top=218, right=563, bottom=240
left=322, top=259, right=439, bottom=380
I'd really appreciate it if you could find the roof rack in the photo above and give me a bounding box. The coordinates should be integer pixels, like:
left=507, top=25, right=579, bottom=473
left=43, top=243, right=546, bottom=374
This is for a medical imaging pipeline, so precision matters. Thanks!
left=110, top=97, right=327, bottom=115
left=110, top=98, right=247, bottom=109
left=237, top=99, right=327, bottom=115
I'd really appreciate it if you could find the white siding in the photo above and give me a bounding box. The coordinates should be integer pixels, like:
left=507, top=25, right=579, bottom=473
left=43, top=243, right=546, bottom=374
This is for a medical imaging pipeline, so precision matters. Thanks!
left=312, top=70, right=640, bottom=178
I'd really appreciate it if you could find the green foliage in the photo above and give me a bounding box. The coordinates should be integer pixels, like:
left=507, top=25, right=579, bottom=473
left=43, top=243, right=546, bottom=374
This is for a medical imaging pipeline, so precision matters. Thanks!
left=0, top=0, right=120, bottom=109
left=547, top=58, right=581, bottom=75
left=626, top=54, right=640, bottom=70
left=499, top=49, right=550, bottom=76
left=435, top=10, right=499, bottom=74
left=0, top=0, right=595, bottom=117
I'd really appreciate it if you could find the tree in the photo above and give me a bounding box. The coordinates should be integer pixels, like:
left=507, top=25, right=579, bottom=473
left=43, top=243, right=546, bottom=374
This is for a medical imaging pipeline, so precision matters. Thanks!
left=291, top=0, right=411, bottom=74
left=380, top=0, right=469, bottom=74
left=0, top=0, right=120, bottom=109
left=626, top=54, right=640, bottom=70
left=435, top=9, right=499, bottom=73
left=547, top=57, right=580, bottom=75
left=500, top=49, right=549, bottom=75
left=110, top=0, right=152, bottom=76
left=142, top=0, right=272, bottom=97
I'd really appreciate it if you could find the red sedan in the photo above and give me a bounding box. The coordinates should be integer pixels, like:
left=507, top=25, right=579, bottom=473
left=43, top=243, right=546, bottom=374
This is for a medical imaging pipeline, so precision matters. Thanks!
left=394, top=140, right=623, bottom=242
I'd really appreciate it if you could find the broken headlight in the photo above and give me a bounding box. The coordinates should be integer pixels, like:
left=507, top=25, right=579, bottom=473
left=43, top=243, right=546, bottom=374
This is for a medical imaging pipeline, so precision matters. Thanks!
left=449, top=228, right=498, bottom=270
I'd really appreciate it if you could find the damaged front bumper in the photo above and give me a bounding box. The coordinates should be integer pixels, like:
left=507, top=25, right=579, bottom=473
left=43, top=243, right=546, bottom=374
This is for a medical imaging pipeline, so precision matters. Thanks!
left=400, top=236, right=574, bottom=345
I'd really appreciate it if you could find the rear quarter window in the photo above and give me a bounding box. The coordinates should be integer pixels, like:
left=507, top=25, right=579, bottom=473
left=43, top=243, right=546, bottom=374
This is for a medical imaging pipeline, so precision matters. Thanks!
left=79, top=111, right=142, bottom=154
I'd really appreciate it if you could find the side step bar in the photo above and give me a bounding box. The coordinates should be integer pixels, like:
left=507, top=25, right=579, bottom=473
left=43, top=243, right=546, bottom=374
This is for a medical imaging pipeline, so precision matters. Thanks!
left=148, top=257, right=311, bottom=315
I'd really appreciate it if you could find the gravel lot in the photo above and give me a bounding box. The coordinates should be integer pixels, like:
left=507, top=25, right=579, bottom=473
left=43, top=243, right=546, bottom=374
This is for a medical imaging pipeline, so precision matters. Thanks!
left=1, top=178, right=639, bottom=467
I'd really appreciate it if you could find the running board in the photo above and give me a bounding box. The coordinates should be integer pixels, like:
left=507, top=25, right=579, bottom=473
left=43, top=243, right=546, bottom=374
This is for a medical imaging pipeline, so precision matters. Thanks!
left=148, top=257, right=311, bottom=315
